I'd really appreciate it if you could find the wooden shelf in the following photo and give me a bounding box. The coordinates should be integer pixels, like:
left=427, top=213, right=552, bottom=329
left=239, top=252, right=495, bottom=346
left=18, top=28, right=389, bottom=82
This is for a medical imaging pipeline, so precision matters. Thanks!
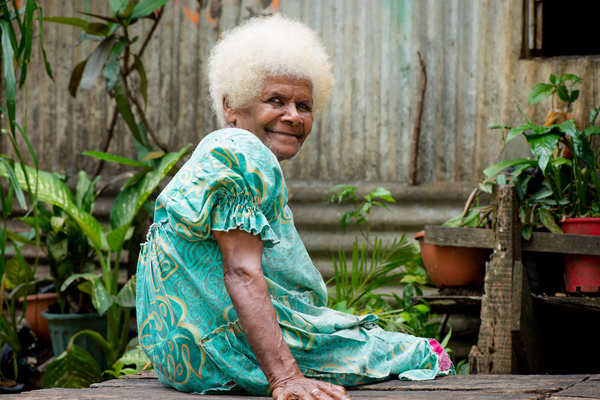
left=423, top=225, right=600, bottom=255
left=415, top=295, right=482, bottom=314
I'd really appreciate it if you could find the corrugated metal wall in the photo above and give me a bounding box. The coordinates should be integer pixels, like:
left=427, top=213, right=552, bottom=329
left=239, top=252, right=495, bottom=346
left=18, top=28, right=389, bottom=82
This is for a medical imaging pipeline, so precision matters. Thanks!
left=4, top=0, right=600, bottom=269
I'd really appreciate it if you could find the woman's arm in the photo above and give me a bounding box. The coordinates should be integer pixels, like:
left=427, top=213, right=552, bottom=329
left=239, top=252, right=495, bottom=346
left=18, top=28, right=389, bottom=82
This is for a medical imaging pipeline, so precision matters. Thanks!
left=214, top=228, right=350, bottom=400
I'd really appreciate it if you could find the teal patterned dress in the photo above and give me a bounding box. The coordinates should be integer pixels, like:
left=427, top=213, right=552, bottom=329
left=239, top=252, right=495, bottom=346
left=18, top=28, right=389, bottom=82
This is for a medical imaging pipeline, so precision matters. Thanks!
left=136, top=128, right=453, bottom=396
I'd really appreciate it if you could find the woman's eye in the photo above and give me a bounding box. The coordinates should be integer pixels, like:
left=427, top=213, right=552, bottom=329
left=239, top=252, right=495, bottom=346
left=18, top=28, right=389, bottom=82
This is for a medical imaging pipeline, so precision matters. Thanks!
left=268, top=97, right=281, bottom=104
left=299, top=103, right=312, bottom=112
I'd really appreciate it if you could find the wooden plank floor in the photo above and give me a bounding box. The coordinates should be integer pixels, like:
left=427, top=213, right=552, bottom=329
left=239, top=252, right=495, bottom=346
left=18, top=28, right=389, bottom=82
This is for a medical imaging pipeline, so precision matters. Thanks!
left=3, top=372, right=599, bottom=400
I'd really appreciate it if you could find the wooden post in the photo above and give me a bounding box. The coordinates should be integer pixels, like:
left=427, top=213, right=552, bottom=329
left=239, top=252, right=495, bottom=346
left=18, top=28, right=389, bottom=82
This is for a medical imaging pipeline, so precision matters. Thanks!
left=469, top=185, right=520, bottom=374
left=469, top=184, right=544, bottom=374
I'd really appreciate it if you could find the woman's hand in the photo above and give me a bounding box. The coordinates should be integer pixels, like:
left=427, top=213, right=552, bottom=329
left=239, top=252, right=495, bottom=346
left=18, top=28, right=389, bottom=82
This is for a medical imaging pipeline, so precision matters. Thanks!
left=272, top=377, right=350, bottom=400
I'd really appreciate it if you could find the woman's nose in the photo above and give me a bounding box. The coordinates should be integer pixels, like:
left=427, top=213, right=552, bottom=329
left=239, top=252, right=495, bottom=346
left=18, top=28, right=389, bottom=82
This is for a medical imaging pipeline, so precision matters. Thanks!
left=281, top=104, right=302, bottom=125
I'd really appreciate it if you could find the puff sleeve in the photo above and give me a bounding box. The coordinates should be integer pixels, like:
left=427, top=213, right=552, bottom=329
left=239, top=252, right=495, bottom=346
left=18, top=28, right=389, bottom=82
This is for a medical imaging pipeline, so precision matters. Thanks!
left=161, top=129, right=287, bottom=248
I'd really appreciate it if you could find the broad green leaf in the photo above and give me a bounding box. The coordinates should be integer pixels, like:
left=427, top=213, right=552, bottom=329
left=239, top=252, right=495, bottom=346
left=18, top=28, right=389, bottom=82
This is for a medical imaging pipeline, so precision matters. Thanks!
left=132, top=55, right=148, bottom=107
left=478, top=182, right=493, bottom=194
left=567, top=129, right=594, bottom=165
left=114, top=345, right=149, bottom=370
left=50, top=216, right=66, bottom=233
left=584, top=126, right=600, bottom=136
left=528, top=83, right=554, bottom=105
left=79, top=35, right=116, bottom=90
left=102, top=41, right=124, bottom=91
left=117, top=1, right=136, bottom=19
left=3, top=256, right=30, bottom=290
left=0, top=20, right=17, bottom=132
left=75, top=170, right=92, bottom=208
left=5, top=230, right=36, bottom=246
left=0, top=158, right=26, bottom=208
left=109, top=0, right=128, bottom=14
left=91, top=276, right=113, bottom=315
left=557, top=85, right=569, bottom=102
left=538, top=209, right=563, bottom=233
left=42, top=16, right=89, bottom=28
left=42, top=345, right=102, bottom=388
left=589, top=106, right=600, bottom=125
left=529, top=187, right=552, bottom=200
left=121, top=169, right=149, bottom=190
left=482, top=158, right=535, bottom=182
left=553, top=119, right=577, bottom=138
left=82, top=151, right=147, bottom=168
left=0, top=163, right=104, bottom=250
left=61, top=272, right=101, bottom=292
left=525, top=133, right=561, bottom=174
left=557, top=73, right=581, bottom=85
left=505, top=126, right=528, bottom=143
left=77, top=280, right=93, bottom=295
left=549, top=74, right=556, bottom=85
left=521, top=225, right=532, bottom=241
left=533, top=198, right=569, bottom=206
left=60, top=273, right=112, bottom=314
left=131, top=0, right=170, bottom=20
left=570, top=90, right=579, bottom=103
left=107, top=146, right=189, bottom=251
left=142, top=151, right=165, bottom=161
left=113, top=76, right=144, bottom=146
left=365, top=187, right=395, bottom=203
left=68, top=60, right=87, bottom=98
left=82, top=22, right=110, bottom=37
left=114, top=275, right=136, bottom=308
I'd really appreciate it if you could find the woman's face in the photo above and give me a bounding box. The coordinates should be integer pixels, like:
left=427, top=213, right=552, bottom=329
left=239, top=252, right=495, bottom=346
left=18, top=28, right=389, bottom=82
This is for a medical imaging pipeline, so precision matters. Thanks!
left=224, top=76, right=313, bottom=160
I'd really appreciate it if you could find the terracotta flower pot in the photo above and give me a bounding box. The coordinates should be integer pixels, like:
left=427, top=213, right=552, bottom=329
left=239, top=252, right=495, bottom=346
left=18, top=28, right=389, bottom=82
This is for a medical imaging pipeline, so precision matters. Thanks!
left=415, top=230, right=490, bottom=288
left=18, top=293, right=58, bottom=343
left=561, top=217, right=600, bottom=293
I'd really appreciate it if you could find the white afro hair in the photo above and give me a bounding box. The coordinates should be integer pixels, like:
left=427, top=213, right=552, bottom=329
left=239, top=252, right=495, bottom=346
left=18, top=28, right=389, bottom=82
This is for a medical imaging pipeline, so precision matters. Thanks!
left=208, top=14, right=335, bottom=127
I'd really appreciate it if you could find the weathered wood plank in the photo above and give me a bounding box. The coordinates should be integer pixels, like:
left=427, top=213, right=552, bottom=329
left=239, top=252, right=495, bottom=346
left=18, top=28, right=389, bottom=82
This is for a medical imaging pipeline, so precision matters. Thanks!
left=355, top=374, right=589, bottom=392
left=423, top=226, right=492, bottom=248
left=532, top=295, right=600, bottom=314
left=350, top=391, right=544, bottom=400
left=552, top=378, right=600, bottom=398
left=470, top=185, right=520, bottom=374
left=5, top=374, right=595, bottom=400
left=522, top=232, right=600, bottom=256
left=423, top=226, right=600, bottom=256
left=415, top=295, right=482, bottom=314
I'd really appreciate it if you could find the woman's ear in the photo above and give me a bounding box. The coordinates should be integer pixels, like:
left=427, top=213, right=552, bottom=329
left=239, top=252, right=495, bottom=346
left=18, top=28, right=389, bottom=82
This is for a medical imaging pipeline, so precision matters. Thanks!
left=223, top=97, right=236, bottom=124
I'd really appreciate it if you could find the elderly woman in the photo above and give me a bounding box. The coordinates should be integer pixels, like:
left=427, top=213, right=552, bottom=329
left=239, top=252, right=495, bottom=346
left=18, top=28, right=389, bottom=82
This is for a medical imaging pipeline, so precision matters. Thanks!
left=137, top=14, right=453, bottom=400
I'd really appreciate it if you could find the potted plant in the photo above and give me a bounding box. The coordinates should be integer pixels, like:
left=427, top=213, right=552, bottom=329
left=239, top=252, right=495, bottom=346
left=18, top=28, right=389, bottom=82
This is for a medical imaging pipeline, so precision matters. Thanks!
left=1, top=143, right=189, bottom=387
left=415, top=192, right=492, bottom=288
left=489, top=73, right=600, bottom=293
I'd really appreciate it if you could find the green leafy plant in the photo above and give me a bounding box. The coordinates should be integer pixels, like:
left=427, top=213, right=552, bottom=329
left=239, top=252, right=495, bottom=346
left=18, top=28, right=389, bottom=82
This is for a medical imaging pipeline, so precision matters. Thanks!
left=1, top=0, right=53, bottom=382
left=1, top=145, right=189, bottom=388
left=442, top=188, right=492, bottom=229
left=44, top=0, right=173, bottom=178
left=327, top=185, right=444, bottom=341
left=103, top=339, right=153, bottom=379
left=488, top=73, right=600, bottom=239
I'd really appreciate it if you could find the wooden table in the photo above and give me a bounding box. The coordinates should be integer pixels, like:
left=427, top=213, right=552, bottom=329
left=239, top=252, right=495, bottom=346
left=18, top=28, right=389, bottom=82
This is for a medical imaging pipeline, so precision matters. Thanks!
left=4, top=372, right=600, bottom=400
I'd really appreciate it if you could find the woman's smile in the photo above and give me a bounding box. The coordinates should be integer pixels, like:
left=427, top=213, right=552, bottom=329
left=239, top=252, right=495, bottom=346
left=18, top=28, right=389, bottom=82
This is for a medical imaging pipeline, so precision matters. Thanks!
left=224, top=76, right=314, bottom=160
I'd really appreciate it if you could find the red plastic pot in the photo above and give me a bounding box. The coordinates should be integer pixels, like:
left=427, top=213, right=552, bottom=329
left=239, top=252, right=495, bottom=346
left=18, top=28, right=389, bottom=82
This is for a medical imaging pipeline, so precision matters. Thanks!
left=561, top=218, right=600, bottom=293
left=415, top=230, right=490, bottom=288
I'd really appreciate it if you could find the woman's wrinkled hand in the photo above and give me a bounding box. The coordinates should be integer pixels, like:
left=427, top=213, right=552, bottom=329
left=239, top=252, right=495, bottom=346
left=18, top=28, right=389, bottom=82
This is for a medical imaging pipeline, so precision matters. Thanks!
left=272, top=377, right=351, bottom=400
